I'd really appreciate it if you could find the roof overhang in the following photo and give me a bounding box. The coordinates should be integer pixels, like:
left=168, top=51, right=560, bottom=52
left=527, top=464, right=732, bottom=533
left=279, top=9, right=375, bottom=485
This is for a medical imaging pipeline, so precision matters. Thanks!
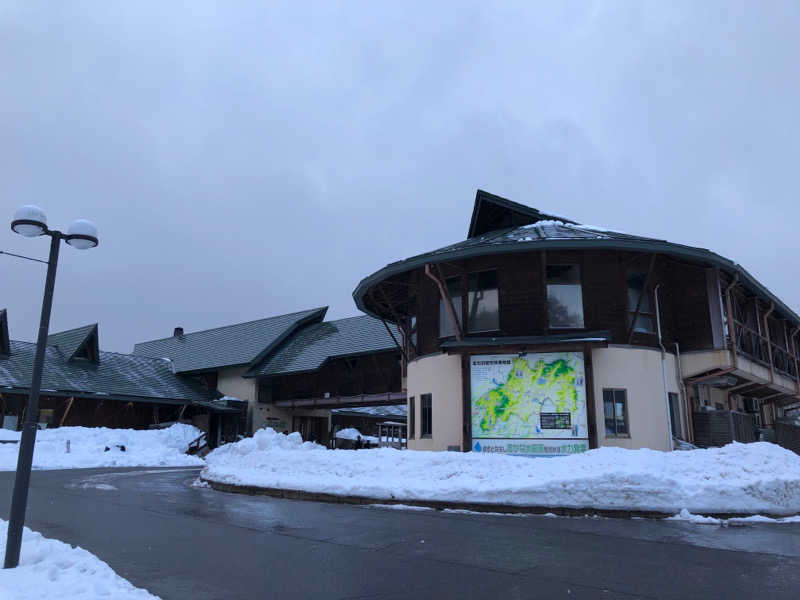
left=0, top=386, right=204, bottom=407
left=440, top=331, right=611, bottom=350
left=244, top=346, right=400, bottom=379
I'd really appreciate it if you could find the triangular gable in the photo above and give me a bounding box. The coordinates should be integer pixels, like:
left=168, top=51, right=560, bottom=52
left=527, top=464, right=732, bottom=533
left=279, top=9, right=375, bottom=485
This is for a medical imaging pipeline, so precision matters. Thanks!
left=0, top=309, right=9, bottom=356
left=48, top=323, right=100, bottom=363
left=467, top=189, right=578, bottom=239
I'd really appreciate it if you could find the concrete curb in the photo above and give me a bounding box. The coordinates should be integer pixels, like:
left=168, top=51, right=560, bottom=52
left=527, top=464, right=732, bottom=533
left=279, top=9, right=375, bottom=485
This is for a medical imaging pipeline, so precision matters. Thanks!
left=200, top=478, right=793, bottom=520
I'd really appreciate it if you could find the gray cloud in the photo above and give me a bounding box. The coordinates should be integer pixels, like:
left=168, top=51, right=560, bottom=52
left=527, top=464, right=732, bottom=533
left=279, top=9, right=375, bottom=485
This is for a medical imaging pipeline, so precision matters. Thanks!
left=2, top=1, right=799, bottom=351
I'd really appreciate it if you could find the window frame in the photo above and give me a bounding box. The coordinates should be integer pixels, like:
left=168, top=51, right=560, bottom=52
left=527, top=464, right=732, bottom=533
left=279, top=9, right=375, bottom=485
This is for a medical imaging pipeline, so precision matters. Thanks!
left=466, top=269, right=500, bottom=334
left=626, top=271, right=655, bottom=335
left=667, top=392, right=681, bottom=438
left=408, top=396, right=415, bottom=440
left=438, top=276, right=463, bottom=339
left=546, top=264, right=585, bottom=330
left=421, top=393, right=432, bottom=438
left=602, top=388, right=630, bottom=438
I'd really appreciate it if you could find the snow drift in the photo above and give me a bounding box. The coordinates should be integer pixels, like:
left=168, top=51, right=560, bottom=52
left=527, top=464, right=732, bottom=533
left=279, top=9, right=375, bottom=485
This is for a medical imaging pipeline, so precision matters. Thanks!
left=335, top=428, right=378, bottom=444
left=0, top=423, right=204, bottom=471
left=203, top=428, right=800, bottom=515
left=0, top=519, right=158, bottom=599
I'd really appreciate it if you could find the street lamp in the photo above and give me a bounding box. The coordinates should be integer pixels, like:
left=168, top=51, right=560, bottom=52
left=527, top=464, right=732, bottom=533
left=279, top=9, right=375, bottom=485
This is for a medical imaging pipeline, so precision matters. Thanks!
left=4, top=205, right=98, bottom=569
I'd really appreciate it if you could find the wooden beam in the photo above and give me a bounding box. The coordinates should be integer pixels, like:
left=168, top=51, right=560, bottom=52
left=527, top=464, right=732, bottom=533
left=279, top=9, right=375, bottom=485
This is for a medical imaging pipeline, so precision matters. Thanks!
left=58, top=397, right=74, bottom=427
left=724, top=273, right=740, bottom=369
left=425, top=263, right=462, bottom=341
left=762, top=302, right=775, bottom=384
left=626, top=253, right=657, bottom=344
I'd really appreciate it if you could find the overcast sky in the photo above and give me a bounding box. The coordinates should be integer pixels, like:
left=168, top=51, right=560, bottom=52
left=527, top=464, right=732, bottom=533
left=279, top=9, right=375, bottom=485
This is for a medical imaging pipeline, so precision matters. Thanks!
left=2, top=1, right=799, bottom=353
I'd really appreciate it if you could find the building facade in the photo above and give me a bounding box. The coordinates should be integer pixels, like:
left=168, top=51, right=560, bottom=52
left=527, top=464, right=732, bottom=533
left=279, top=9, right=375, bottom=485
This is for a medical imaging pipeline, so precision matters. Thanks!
left=134, top=309, right=402, bottom=445
left=353, top=190, right=800, bottom=454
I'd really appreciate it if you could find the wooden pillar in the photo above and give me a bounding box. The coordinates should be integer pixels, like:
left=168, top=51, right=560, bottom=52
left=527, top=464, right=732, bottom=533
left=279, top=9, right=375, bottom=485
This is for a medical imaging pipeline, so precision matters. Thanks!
left=583, top=344, right=598, bottom=449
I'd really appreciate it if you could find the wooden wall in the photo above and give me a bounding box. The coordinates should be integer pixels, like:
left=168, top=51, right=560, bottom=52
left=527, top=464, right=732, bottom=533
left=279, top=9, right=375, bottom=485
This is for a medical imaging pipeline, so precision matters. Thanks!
left=267, top=350, right=403, bottom=401
left=404, top=249, right=716, bottom=355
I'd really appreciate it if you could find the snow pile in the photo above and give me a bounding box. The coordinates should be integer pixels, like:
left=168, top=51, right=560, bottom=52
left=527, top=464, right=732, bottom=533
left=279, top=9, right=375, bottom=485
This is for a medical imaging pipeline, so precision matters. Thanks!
left=0, top=424, right=204, bottom=471
left=203, top=430, right=800, bottom=515
left=335, top=428, right=379, bottom=444
left=0, top=519, right=158, bottom=599
left=667, top=509, right=800, bottom=525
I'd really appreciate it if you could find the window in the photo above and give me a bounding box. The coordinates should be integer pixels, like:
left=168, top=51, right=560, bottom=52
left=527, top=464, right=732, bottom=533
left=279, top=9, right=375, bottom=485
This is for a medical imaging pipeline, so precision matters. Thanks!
left=408, top=397, right=415, bottom=440
left=603, top=389, right=629, bottom=437
left=546, top=265, right=584, bottom=328
left=439, top=277, right=462, bottom=338
left=467, top=271, right=499, bottom=333
left=668, top=392, right=681, bottom=438
left=627, top=272, right=655, bottom=334
left=409, top=314, right=417, bottom=348
left=421, top=393, right=432, bottom=437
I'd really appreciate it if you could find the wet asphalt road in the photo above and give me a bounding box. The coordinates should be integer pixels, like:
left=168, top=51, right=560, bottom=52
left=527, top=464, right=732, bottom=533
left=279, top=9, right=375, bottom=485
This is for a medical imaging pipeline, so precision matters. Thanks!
left=1, top=468, right=799, bottom=599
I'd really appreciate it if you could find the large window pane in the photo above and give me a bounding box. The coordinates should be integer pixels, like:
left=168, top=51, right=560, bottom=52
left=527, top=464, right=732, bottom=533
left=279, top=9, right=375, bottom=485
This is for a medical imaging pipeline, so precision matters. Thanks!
left=627, top=272, right=654, bottom=333
left=439, top=277, right=462, bottom=338
left=467, top=271, right=499, bottom=333
left=603, top=389, right=629, bottom=437
left=421, top=393, right=432, bottom=437
left=547, top=265, right=584, bottom=329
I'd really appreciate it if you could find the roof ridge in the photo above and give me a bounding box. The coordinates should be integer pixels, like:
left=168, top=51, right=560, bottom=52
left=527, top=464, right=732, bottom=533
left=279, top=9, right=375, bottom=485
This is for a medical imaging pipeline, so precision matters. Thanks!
left=8, top=338, right=173, bottom=365
left=48, top=323, right=98, bottom=336
left=134, top=306, right=328, bottom=345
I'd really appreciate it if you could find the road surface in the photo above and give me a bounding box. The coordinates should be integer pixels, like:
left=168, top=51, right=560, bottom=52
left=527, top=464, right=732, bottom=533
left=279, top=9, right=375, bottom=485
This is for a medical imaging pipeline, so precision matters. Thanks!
left=1, top=467, right=799, bottom=599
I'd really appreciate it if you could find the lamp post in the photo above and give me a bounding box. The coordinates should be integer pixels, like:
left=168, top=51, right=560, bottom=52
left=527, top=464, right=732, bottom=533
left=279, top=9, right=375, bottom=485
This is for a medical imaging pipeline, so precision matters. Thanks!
left=3, top=205, right=98, bottom=569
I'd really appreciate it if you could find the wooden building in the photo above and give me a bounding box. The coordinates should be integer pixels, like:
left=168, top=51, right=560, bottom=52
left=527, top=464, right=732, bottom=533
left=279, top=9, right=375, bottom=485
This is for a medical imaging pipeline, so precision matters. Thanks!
left=0, top=313, right=240, bottom=444
left=352, top=190, right=800, bottom=454
left=135, top=309, right=403, bottom=445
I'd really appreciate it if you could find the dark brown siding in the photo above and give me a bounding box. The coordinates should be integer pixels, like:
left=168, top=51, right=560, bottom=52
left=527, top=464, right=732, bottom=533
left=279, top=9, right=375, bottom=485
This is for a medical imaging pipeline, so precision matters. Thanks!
left=268, top=351, right=402, bottom=401
left=401, top=249, right=718, bottom=353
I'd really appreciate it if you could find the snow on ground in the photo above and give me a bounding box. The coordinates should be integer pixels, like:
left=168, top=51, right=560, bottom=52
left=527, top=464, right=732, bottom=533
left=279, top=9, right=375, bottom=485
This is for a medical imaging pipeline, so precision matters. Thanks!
left=0, top=424, right=203, bottom=471
left=667, top=509, right=800, bottom=525
left=0, top=519, right=158, bottom=599
left=335, top=428, right=379, bottom=444
left=203, top=428, right=800, bottom=516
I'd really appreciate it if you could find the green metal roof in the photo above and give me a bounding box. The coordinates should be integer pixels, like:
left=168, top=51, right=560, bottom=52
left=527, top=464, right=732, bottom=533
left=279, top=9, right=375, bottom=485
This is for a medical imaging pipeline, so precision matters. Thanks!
left=246, top=315, right=400, bottom=378
left=0, top=339, right=215, bottom=405
left=468, top=189, right=577, bottom=238
left=48, top=323, right=98, bottom=362
left=133, top=307, right=327, bottom=374
left=353, top=192, right=800, bottom=326
left=332, top=405, right=407, bottom=419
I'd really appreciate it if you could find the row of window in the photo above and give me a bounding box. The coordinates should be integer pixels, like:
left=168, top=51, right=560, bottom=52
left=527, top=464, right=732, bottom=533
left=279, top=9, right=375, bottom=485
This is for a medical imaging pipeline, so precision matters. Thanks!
left=407, top=394, right=432, bottom=439
left=408, top=389, right=678, bottom=441
left=436, top=266, right=656, bottom=338
left=603, top=389, right=681, bottom=439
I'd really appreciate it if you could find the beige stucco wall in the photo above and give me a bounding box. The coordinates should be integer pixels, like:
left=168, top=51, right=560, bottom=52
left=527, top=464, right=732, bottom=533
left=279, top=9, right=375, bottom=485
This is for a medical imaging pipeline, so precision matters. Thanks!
left=407, top=353, right=463, bottom=451
left=216, top=368, right=332, bottom=434
left=591, top=346, right=681, bottom=452
left=216, top=367, right=259, bottom=432
left=680, top=349, right=732, bottom=378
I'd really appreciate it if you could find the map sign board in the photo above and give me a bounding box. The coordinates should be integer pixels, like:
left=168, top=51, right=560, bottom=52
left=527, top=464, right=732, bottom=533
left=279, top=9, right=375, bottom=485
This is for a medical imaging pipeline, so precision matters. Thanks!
left=470, top=352, right=589, bottom=456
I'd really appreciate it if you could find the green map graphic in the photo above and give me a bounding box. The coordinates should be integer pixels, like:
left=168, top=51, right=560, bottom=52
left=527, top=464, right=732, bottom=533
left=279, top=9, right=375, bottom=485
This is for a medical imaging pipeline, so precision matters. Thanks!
left=470, top=352, right=588, bottom=440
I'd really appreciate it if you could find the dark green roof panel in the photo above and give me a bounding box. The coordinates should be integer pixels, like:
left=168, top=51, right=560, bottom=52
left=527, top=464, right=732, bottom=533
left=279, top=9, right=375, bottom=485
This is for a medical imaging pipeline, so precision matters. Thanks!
left=48, top=323, right=99, bottom=362
left=248, top=315, right=400, bottom=378
left=133, top=307, right=327, bottom=373
left=0, top=340, right=213, bottom=405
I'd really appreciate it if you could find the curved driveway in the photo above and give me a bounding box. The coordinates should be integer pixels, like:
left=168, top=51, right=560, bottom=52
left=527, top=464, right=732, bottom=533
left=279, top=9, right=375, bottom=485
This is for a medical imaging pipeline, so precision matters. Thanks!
left=1, top=468, right=800, bottom=599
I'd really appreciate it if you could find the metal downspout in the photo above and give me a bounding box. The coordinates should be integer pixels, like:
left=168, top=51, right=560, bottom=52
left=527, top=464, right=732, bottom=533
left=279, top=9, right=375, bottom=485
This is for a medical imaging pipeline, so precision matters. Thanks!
left=654, top=284, right=674, bottom=451
left=675, top=342, right=691, bottom=443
